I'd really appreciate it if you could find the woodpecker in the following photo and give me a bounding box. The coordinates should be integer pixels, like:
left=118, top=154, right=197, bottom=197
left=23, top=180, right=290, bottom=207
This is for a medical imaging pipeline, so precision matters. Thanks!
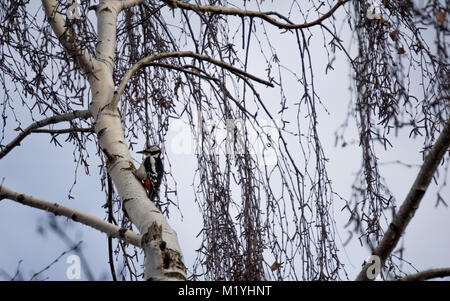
left=134, top=145, right=163, bottom=202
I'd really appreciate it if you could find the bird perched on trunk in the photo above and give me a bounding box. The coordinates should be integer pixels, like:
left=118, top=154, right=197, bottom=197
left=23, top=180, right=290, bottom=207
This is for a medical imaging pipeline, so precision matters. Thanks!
left=134, top=145, right=163, bottom=202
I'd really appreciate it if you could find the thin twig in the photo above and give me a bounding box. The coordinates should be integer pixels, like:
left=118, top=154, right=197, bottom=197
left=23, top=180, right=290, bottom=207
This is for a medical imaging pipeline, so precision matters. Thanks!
left=0, top=110, right=91, bottom=159
left=29, top=241, right=83, bottom=281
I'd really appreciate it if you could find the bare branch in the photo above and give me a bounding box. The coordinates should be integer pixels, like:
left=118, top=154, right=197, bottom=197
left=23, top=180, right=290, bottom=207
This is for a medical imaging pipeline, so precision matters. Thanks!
left=148, top=62, right=219, bottom=82
left=41, top=0, right=97, bottom=73
left=160, top=0, right=349, bottom=30
left=110, top=51, right=274, bottom=108
left=30, top=127, right=94, bottom=134
left=356, top=118, right=450, bottom=281
left=398, top=268, right=450, bottom=281
left=120, top=0, right=145, bottom=11
left=29, top=241, right=83, bottom=281
left=0, top=185, right=143, bottom=248
left=0, top=110, right=91, bottom=159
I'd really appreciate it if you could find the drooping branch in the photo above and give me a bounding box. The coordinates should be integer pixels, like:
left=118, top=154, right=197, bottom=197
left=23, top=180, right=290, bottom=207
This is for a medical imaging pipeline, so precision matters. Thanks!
left=160, top=0, right=349, bottom=30
left=0, top=110, right=91, bottom=159
left=0, top=185, right=143, bottom=247
left=41, top=0, right=97, bottom=73
left=110, top=51, right=274, bottom=108
left=356, top=118, right=450, bottom=281
left=398, top=268, right=450, bottom=281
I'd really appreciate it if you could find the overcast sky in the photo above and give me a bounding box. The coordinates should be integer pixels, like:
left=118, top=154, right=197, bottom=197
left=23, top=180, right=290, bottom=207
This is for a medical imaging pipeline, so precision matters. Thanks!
left=0, top=1, right=448, bottom=281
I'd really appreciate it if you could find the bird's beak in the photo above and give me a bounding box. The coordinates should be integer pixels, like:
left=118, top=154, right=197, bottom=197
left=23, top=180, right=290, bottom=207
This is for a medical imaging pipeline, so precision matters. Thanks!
left=137, top=149, right=147, bottom=154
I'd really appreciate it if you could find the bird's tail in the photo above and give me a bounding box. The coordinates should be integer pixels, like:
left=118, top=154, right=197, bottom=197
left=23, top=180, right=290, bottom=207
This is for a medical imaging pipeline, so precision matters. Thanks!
left=149, top=188, right=161, bottom=210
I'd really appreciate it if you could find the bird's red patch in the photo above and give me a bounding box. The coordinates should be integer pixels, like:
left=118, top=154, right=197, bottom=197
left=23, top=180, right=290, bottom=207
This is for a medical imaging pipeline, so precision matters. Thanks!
left=144, top=179, right=151, bottom=190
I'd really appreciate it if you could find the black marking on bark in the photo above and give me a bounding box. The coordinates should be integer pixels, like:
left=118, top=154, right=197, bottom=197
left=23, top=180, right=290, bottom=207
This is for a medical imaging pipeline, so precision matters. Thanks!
left=99, top=6, right=112, bottom=13
left=159, top=241, right=167, bottom=251
left=17, top=194, right=24, bottom=203
left=102, top=112, right=120, bottom=118
left=163, top=252, right=171, bottom=269
left=97, top=127, right=107, bottom=138
left=164, top=272, right=186, bottom=280
left=122, top=198, right=133, bottom=205
left=122, top=205, right=129, bottom=220
left=102, top=148, right=113, bottom=162
left=118, top=227, right=127, bottom=238
left=150, top=222, right=163, bottom=240
left=141, top=231, right=149, bottom=246
left=415, top=188, right=426, bottom=198
left=389, top=222, right=398, bottom=232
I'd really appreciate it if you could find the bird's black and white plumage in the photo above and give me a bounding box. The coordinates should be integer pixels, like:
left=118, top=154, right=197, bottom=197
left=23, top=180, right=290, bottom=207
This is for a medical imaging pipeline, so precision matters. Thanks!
left=134, top=145, right=163, bottom=202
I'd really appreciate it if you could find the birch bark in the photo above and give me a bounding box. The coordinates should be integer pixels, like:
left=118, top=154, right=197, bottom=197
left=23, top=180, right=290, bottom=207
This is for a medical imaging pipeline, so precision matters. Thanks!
left=91, top=0, right=186, bottom=281
left=42, top=0, right=186, bottom=280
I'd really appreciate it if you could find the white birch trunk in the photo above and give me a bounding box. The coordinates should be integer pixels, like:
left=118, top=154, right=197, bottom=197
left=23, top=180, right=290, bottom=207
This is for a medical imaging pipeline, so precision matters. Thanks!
left=87, top=0, right=185, bottom=280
